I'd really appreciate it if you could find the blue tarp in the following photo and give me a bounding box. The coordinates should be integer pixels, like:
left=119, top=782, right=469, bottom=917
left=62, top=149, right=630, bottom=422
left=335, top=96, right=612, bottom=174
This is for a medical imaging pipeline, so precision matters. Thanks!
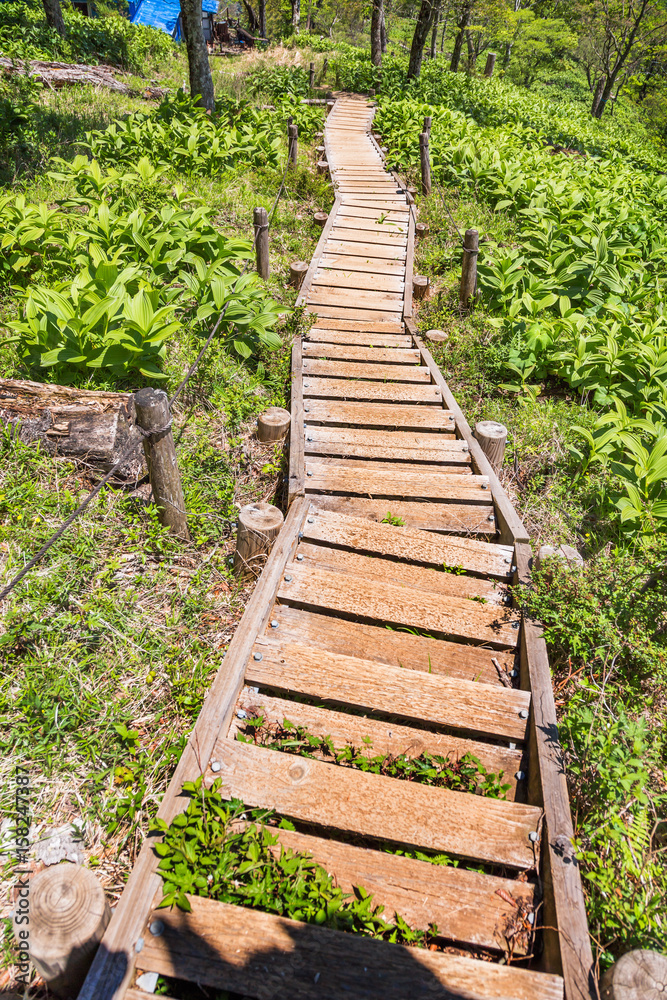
left=129, top=0, right=218, bottom=40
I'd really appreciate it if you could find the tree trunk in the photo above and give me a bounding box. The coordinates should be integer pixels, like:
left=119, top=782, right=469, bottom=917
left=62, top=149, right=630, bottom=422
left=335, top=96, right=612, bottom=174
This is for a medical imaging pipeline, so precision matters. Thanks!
left=291, top=0, right=300, bottom=33
left=380, top=6, right=388, bottom=52
left=179, top=0, right=215, bottom=111
left=465, top=29, right=476, bottom=71
left=503, top=41, right=512, bottom=69
left=440, top=10, right=448, bottom=52
left=430, top=13, right=438, bottom=58
left=594, top=70, right=620, bottom=118
left=407, top=0, right=438, bottom=80
left=371, top=0, right=383, bottom=66
left=258, top=0, right=266, bottom=38
left=42, top=0, right=66, bottom=36
left=449, top=0, right=472, bottom=72
left=591, top=75, right=605, bottom=116
left=243, top=0, right=259, bottom=33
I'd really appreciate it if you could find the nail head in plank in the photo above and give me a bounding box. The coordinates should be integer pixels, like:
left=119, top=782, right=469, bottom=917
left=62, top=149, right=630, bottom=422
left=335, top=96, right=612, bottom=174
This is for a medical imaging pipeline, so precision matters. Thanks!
left=140, top=897, right=563, bottom=1000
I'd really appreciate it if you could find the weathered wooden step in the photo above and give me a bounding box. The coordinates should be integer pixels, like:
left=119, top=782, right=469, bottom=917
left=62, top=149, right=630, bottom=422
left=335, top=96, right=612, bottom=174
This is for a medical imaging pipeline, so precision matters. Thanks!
left=302, top=359, right=431, bottom=382
left=307, top=329, right=413, bottom=347
left=308, top=288, right=405, bottom=314
left=278, top=564, right=519, bottom=647
left=303, top=426, right=469, bottom=464
left=263, top=604, right=513, bottom=685
left=307, top=455, right=472, bottom=476
left=309, top=317, right=406, bottom=333
left=332, top=216, right=408, bottom=234
left=208, top=740, right=538, bottom=866
left=310, top=494, right=497, bottom=535
left=318, top=252, right=406, bottom=275
left=307, top=304, right=405, bottom=323
left=233, top=689, right=522, bottom=791
left=139, top=897, right=563, bottom=1000
left=328, top=228, right=408, bottom=247
left=304, top=460, right=491, bottom=503
left=302, top=508, right=513, bottom=578
left=313, top=269, right=405, bottom=294
left=294, top=542, right=507, bottom=604
left=337, top=206, right=409, bottom=222
left=303, top=380, right=443, bottom=405
left=247, top=637, right=526, bottom=737
left=322, top=240, right=407, bottom=260
left=303, top=344, right=418, bottom=364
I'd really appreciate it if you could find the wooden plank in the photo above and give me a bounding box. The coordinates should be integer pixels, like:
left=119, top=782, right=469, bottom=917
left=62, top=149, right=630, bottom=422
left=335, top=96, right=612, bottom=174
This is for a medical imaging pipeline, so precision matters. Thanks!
left=295, top=194, right=343, bottom=309
left=319, top=253, right=406, bottom=275
left=77, top=498, right=311, bottom=1000
left=207, top=740, right=539, bottom=867
left=294, top=541, right=508, bottom=605
left=301, top=507, right=513, bottom=578
left=307, top=304, right=405, bottom=323
left=329, top=227, right=408, bottom=246
left=303, top=398, right=452, bottom=426
left=302, top=359, right=431, bottom=382
left=515, top=543, right=597, bottom=997
left=313, top=269, right=405, bottom=294
left=309, top=455, right=472, bottom=476
left=308, top=317, right=406, bottom=333
left=302, top=344, right=418, bottom=364
left=310, top=494, right=497, bottom=536
left=303, top=378, right=442, bottom=405
left=232, top=689, right=522, bottom=793
left=278, top=564, right=520, bottom=648
left=263, top=604, right=513, bottom=686
left=268, top=827, right=533, bottom=949
left=288, top=338, right=305, bottom=504
left=140, top=897, right=564, bottom=1000
left=308, top=287, right=405, bottom=311
left=304, top=426, right=470, bottom=464
left=324, top=240, right=407, bottom=260
left=403, top=203, right=416, bottom=320
left=304, top=461, right=492, bottom=503
left=337, top=206, right=408, bottom=222
left=307, top=330, right=413, bottom=347
left=340, top=196, right=410, bottom=208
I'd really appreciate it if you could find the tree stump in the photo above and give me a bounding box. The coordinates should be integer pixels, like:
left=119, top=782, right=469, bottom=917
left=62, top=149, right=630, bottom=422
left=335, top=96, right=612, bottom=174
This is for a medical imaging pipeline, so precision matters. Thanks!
left=326, top=100, right=335, bottom=115
left=425, top=329, right=448, bottom=342
left=600, top=950, right=667, bottom=1000
left=14, top=864, right=111, bottom=998
left=316, top=159, right=329, bottom=175
left=416, top=222, right=430, bottom=238
left=313, top=211, right=328, bottom=227
left=534, top=544, right=584, bottom=577
left=460, top=227, right=479, bottom=310
left=257, top=406, right=291, bottom=442
left=413, top=275, right=429, bottom=300
left=289, top=261, right=309, bottom=289
left=474, top=420, right=507, bottom=473
left=134, top=388, right=189, bottom=540
left=315, top=145, right=327, bottom=160
left=234, top=501, right=284, bottom=580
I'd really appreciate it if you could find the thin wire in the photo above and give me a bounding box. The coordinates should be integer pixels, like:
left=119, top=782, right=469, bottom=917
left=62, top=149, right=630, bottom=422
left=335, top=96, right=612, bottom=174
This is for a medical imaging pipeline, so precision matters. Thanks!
left=0, top=145, right=296, bottom=603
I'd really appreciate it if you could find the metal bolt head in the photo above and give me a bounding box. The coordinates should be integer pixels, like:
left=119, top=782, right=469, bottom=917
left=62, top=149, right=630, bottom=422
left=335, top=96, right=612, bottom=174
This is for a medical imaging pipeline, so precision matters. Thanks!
left=298, top=531, right=304, bottom=539
left=487, top=514, right=494, bottom=522
left=253, top=652, right=263, bottom=661
left=481, top=483, right=489, bottom=490
left=307, top=517, right=315, bottom=523
left=303, top=382, right=310, bottom=387
left=210, top=760, right=221, bottom=772
left=515, top=770, right=525, bottom=781
left=297, top=553, right=304, bottom=561
left=307, top=471, right=313, bottom=477
left=519, top=709, right=529, bottom=719
left=529, top=831, right=539, bottom=843
left=304, top=407, right=310, bottom=412
left=149, top=920, right=164, bottom=938
left=270, top=620, right=279, bottom=628
left=307, top=436, right=313, bottom=442
left=284, top=574, right=293, bottom=582
left=237, top=709, right=247, bottom=719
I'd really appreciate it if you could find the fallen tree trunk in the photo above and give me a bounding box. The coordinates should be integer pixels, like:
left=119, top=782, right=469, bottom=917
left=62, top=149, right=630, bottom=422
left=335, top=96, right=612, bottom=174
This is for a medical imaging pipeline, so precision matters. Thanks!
left=0, top=379, right=146, bottom=480
left=0, top=57, right=129, bottom=93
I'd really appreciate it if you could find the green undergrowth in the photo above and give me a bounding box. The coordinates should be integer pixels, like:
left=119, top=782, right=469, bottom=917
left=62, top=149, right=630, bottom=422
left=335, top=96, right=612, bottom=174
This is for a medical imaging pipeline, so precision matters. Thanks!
left=238, top=715, right=511, bottom=799
left=152, top=778, right=437, bottom=948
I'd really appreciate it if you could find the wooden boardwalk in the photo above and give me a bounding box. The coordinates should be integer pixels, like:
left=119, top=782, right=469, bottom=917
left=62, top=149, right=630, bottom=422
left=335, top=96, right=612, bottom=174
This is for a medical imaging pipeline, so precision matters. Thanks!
left=80, top=96, right=596, bottom=1000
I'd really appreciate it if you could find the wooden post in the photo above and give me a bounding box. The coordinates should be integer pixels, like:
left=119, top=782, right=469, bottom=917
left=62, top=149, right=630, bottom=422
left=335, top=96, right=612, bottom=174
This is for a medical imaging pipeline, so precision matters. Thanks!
left=413, top=275, right=429, bottom=299
left=316, top=159, right=329, bottom=175
left=322, top=57, right=328, bottom=77
left=234, top=500, right=284, bottom=579
left=416, top=222, right=430, bottom=238
left=14, top=864, right=111, bottom=998
left=257, top=406, right=291, bottom=442
left=309, top=61, right=315, bottom=89
left=460, top=228, right=479, bottom=310
left=600, top=950, right=667, bottom=1000
left=313, top=211, right=328, bottom=227
left=288, top=123, right=298, bottom=167
left=315, top=145, right=326, bottom=160
left=134, top=388, right=189, bottom=540
left=253, top=206, right=269, bottom=281
left=326, top=100, right=335, bottom=115
left=484, top=52, right=496, bottom=77
left=474, top=420, right=507, bottom=473
left=289, top=261, right=309, bottom=289
left=423, top=115, right=432, bottom=135
left=419, top=131, right=431, bottom=196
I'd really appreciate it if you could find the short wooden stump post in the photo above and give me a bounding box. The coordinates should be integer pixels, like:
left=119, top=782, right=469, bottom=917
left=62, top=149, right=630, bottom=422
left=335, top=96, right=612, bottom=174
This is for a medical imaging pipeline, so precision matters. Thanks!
left=416, top=222, right=430, bottom=239
left=289, top=261, right=309, bottom=289
left=288, top=123, right=298, bottom=167
left=413, top=275, right=429, bottom=300
left=316, top=159, right=329, bottom=176
left=253, top=206, right=269, bottom=281
left=315, top=145, right=327, bottom=161
left=313, top=211, right=328, bottom=227
left=14, top=864, right=111, bottom=998
left=309, top=61, right=315, bottom=89
left=234, top=501, right=284, bottom=579
left=484, top=52, right=497, bottom=78
left=460, top=228, right=479, bottom=311
left=326, top=100, right=335, bottom=116
left=134, top=387, right=189, bottom=540
left=474, top=420, right=507, bottom=473
left=257, top=406, right=291, bottom=443
left=600, top=949, right=667, bottom=1000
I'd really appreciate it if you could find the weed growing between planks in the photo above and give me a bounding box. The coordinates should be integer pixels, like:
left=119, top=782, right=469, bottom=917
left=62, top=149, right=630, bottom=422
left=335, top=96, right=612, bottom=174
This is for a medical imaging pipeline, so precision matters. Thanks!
left=152, top=777, right=438, bottom=948
left=237, top=716, right=512, bottom=799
